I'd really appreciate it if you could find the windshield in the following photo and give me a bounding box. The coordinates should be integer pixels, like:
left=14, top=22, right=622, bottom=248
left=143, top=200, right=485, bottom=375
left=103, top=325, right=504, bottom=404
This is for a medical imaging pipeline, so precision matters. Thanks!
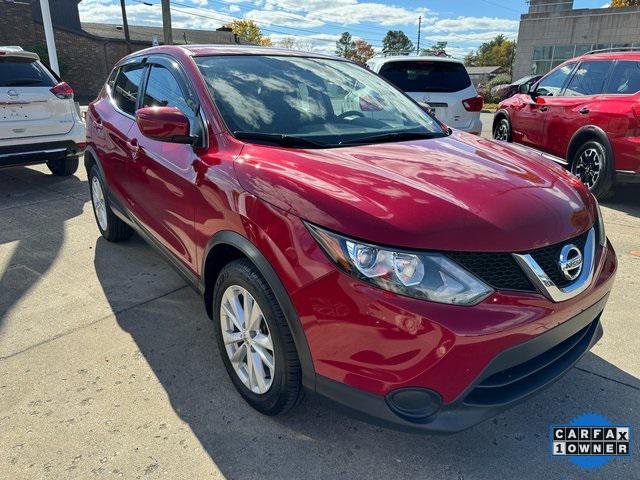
left=195, top=55, right=444, bottom=147
left=378, top=60, right=471, bottom=93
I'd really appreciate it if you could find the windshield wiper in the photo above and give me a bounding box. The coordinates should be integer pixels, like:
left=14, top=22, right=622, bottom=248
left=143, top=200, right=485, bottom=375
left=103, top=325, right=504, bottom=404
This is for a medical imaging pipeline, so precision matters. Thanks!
left=338, top=130, right=444, bottom=146
left=233, top=131, right=328, bottom=148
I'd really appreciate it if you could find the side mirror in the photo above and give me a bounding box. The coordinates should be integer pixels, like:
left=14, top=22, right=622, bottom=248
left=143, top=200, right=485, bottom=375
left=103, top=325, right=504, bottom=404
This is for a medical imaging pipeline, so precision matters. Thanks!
left=135, top=106, right=195, bottom=144
left=519, top=83, right=531, bottom=95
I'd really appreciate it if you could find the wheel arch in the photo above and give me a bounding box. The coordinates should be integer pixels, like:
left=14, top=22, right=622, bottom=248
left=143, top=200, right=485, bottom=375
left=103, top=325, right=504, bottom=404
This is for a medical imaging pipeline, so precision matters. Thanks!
left=202, top=230, right=316, bottom=389
left=566, top=125, right=614, bottom=167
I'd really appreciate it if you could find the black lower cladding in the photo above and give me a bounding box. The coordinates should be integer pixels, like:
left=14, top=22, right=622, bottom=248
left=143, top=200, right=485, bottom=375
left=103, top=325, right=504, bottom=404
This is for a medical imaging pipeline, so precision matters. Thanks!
left=447, top=229, right=591, bottom=292
left=313, top=294, right=608, bottom=434
left=0, top=140, right=82, bottom=168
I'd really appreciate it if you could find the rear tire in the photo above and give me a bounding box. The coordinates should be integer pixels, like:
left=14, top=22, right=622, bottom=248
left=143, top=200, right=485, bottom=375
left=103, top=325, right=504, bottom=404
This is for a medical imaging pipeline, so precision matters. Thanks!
left=47, top=156, right=79, bottom=176
left=88, top=164, right=133, bottom=242
left=570, top=140, right=614, bottom=199
left=493, top=117, right=511, bottom=142
left=213, top=258, right=302, bottom=416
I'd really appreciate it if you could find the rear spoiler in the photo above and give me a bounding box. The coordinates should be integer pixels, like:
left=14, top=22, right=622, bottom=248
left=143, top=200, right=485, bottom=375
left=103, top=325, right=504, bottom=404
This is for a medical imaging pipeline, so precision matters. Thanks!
left=0, top=46, right=40, bottom=61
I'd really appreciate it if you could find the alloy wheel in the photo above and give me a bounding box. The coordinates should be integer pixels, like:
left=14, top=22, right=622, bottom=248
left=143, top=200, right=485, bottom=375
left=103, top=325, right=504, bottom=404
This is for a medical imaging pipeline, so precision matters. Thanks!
left=220, top=285, right=275, bottom=394
left=572, top=147, right=602, bottom=189
left=91, top=176, right=108, bottom=231
left=494, top=121, right=509, bottom=141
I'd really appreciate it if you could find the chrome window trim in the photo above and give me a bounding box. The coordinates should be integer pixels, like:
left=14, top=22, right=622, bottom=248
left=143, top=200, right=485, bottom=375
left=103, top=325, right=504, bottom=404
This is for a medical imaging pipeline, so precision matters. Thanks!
left=512, top=228, right=596, bottom=303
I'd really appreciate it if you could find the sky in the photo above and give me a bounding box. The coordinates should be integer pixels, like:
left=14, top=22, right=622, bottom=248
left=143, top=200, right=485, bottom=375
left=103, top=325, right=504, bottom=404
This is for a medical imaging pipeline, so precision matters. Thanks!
left=78, top=0, right=612, bottom=59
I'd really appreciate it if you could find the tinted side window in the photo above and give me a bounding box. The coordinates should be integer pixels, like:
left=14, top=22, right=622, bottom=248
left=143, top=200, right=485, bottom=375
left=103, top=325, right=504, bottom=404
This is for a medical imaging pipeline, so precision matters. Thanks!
left=379, top=61, right=472, bottom=93
left=564, top=61, right=611, bottom=97
left=141, top=65, right=191, bottom=114
left=0, top=57, right=55, bottom=87
left=112, top=64, right=145, bottom=115
left=605, top=61, right=640, bottom=94
left=535, top=63, right=575, bottom=97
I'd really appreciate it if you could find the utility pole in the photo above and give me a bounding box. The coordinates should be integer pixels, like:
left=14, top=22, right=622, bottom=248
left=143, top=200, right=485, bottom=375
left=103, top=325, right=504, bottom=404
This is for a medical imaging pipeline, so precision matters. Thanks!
left=161, top=0, right=173, bottom=45
left=120, top=0, right=132, bottom=53
left=416, top=15, right=421, bottom=56
left=39, top=0, right=59, bottom=75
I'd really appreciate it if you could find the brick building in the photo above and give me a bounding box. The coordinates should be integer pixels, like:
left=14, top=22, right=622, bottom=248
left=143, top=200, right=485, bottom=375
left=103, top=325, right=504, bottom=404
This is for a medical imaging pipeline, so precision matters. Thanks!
left=0, top=0, right=239, bottom=100
left=513, top=0, right=640, bottom=79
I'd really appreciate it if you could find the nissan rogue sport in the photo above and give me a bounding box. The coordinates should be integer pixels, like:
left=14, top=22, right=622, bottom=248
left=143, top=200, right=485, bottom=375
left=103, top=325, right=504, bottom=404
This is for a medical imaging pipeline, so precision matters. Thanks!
left=493, top=50, right=640, bottom=198
left=85, top=46, right=616, bottom=433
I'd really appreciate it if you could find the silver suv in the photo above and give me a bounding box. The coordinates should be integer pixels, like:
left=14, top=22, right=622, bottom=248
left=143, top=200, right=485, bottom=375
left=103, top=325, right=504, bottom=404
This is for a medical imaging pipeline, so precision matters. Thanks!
left=0, top=46, right=85, bottom=175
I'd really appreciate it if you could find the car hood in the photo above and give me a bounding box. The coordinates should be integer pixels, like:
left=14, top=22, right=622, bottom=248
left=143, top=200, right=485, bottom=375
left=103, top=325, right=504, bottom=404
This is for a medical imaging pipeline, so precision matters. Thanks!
left=234, top=132, right=595, bottom=252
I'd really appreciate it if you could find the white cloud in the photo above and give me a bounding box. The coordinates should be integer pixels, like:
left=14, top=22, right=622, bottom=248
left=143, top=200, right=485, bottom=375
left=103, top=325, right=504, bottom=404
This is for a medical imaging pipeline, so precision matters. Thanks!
left=228, top=5, right=241, bottom=12
left=245, top=9, right=326, bottom=28
left=431, top=16, right=519, bottom=32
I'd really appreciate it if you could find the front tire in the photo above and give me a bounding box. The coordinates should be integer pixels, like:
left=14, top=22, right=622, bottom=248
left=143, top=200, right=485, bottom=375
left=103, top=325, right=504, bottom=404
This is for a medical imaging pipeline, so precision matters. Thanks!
left=570, top=140, right=614, bottom=199
left=213, top=259, right=302, bottom=416
left=47, top=156, right=79, bottom=176
left=493, top=117, right=511, bottom=142
left=88, top=165, right=133, bottom=242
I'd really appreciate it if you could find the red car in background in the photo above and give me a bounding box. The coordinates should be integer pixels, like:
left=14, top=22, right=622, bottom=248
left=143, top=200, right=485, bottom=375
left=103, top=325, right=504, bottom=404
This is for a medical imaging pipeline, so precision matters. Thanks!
left=493, top=51, right=640, bottom=198
left=86, top=45, right=616, bottom=433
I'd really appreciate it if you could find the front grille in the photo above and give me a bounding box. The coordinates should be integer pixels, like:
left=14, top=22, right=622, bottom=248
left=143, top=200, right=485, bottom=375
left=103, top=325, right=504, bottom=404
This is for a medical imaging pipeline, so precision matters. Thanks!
left=464, top=319, right=598, bottom=406
left=447, top=251, right=533, bottom=291
left=529, top=230, right=589, bottom=288
left=447, top=230, right=590, bottom=293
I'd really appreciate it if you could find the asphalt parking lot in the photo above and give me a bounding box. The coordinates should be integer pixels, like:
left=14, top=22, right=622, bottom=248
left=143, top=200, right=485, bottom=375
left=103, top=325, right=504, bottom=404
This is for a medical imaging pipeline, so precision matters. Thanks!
left=1, top=121, right=639, bottom=479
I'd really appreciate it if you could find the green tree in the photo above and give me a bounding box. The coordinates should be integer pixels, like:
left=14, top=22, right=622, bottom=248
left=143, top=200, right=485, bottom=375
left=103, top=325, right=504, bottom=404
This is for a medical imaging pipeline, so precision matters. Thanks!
left=420, top=41, right=448, bottom=57
left=464, top=34, right=516, bottom=76
left=225, top=19, right=272, bottom=46
left=382, top=30, right=413, bottom=56
left=335, top=32, right=355, bottom=58
left=610, top=0, right=640, bottom=6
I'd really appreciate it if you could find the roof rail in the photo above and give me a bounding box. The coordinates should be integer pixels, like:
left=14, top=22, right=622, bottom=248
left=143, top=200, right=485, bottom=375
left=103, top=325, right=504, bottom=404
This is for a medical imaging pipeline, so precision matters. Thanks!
left=586, top=46, right=640, bottom=55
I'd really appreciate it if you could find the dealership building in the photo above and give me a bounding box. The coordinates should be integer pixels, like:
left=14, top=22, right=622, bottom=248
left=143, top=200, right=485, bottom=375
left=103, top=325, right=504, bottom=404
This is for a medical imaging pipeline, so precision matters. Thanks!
left=513, top=0, right=640, bottom=79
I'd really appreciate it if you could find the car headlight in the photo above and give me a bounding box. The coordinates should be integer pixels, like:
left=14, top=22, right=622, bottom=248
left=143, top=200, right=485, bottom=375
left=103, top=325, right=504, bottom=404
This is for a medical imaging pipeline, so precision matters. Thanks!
left=306, top=223, right=493, bottom=306
left=595, top=199, right=606, bottom=247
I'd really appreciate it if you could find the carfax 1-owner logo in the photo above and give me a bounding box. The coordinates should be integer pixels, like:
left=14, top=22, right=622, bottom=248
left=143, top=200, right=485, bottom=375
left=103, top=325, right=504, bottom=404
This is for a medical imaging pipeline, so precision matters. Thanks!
left=551, top=413, right=632, bottom=469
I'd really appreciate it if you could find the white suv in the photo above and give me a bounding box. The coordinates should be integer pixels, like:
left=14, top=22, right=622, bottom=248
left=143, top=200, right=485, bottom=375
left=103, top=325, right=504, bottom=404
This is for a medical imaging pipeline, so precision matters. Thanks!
left=0, top=46, right=85, bottom=175
left=367, top=56, right=483, bottom=134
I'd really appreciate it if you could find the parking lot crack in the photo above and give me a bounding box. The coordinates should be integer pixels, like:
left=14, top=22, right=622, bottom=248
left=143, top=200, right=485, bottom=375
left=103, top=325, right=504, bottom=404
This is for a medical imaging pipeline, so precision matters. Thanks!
left=574, top=366, right=640, bottom=391
left=0, top=284, right=189, bottom=362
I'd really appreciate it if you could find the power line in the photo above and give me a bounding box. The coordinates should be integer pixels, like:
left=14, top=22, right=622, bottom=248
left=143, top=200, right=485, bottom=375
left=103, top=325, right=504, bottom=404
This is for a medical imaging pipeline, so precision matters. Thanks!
left=131, top=0, right=386, bottom=48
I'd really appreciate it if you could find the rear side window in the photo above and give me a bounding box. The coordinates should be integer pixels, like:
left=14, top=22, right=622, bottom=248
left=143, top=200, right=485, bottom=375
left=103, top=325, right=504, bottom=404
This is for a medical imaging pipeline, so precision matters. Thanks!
left=0, top=57, right=55, bottom=87
left=112, top=64, right=145, bottom=116
left=604, top=61, right=640, bottom=94
left=378, top=61, right=472, bottom=93
left=564, top=61, right=612, bottom=97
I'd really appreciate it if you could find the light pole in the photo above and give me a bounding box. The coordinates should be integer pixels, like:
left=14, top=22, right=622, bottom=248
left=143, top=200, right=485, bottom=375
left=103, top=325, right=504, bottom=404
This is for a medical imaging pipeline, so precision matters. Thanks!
left=161, top=0, right=173, bottom=45
left=39, top=0, right=59, bottom=75
left=416, top=15, right=421, bottom=56
left=120, top=0, right=132, bottom=53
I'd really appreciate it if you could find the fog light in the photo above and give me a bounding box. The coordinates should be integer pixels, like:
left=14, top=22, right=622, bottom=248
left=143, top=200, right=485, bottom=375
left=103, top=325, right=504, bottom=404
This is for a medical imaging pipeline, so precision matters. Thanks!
left=386, top=388, right=442, bottom=422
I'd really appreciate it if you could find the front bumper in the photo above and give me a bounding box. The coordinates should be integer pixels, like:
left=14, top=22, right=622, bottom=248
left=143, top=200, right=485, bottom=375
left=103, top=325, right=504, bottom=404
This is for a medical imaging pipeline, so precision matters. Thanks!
left=314, top=294, right=606, bottom=433
left=292, top=232, right=616, bottom=433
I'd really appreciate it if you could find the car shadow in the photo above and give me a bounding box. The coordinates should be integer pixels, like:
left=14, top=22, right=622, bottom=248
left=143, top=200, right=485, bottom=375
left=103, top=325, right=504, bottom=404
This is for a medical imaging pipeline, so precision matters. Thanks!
left=603, top=184, right=640, bottom=219
left=0, top=166, right=86, bottom=328
left=93, top=237, right=639, bottom=479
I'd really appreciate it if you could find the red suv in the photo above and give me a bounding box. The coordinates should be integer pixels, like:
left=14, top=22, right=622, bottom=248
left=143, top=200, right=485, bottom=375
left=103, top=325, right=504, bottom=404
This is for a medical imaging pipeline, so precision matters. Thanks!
left=86, top=46, right=616, bottom=433
left=494, top=51, right=640, bottom=198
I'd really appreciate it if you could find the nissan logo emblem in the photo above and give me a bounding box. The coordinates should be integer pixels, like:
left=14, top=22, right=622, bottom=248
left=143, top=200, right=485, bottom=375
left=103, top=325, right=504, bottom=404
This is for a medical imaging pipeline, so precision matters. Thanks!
left=559, top=244, right=583, bottom=281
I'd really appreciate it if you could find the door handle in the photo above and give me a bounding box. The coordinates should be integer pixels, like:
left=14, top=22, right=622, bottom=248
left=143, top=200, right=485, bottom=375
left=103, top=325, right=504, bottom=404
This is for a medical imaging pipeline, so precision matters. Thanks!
left=539, top=106, right=549, bottom=112
left=125, top=138, right=140, bottom=159
left=579, top=107, right=590, bottom=115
